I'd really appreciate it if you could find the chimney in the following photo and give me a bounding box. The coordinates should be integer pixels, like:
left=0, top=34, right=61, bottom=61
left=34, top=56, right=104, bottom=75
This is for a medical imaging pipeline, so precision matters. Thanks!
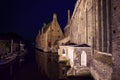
left=53, top=13, right=57, bottom=21
left=41, top=23, right=46, bottom=34
left=43, top=23, right=46, bottom=26
left=67, top=10, right=70, bottom=24
left=39, top=30, right=41, bottom=35
left=42, top=27, right=43, bottom=34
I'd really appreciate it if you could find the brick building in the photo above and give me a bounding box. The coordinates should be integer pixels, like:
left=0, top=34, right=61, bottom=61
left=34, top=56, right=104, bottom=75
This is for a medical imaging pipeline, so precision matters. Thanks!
left=36, top=13, right=63, bottom=52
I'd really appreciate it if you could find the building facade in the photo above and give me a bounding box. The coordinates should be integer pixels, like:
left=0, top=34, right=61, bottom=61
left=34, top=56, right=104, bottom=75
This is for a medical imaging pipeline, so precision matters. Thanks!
left=36, top=13, right=64, bottom=52
left=111, top=0, right=120, bottom=79
left=68, top=0, right=120, bottom=80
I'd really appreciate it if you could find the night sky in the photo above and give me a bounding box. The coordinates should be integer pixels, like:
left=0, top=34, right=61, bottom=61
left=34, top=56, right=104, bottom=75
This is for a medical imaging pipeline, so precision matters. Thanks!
left=1, top=0, right=76, bottom=42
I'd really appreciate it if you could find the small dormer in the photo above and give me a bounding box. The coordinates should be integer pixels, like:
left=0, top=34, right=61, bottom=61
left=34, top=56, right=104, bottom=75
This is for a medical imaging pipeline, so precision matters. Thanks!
left=41, top=23, right=46, bottom=34
left=43, top=23, right=46, bottom=27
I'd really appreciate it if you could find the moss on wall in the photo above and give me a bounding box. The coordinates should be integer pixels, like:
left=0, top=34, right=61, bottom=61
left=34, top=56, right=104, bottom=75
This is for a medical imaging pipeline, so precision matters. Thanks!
left=93, top=52, right=112, bottom=66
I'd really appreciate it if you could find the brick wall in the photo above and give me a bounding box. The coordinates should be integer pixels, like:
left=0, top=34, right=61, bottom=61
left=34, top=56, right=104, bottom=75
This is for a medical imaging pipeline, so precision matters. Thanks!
left=90, top=59, right=112, bottom=80
left=69, top=0, right=120, bottom=79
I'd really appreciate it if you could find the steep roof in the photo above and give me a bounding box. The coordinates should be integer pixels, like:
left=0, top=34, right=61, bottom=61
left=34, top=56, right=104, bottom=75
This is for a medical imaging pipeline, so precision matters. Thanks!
left=41, top=13, right=60, bottom=34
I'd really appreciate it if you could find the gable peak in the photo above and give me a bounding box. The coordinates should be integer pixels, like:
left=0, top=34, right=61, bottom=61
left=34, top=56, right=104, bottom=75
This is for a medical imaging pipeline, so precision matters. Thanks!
left=53, top=13, right=57, bottom=21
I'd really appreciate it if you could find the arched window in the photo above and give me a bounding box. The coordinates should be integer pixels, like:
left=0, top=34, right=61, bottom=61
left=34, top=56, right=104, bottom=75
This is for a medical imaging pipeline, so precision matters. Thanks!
left=62, top=49, right=65, bottom=54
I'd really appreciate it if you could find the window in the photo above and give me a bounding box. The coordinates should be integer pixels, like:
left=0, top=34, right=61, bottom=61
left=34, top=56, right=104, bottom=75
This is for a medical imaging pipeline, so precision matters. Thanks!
left=51, top=29, right=53, bottom=31
left=62, top=49, right=65, bottom=54
left=58, top=36, right=60, bottom=38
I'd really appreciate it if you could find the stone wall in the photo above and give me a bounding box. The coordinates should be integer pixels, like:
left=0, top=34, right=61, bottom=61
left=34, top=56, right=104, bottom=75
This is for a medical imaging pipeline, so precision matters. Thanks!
left=68, top=0, right=120, bottom=79
left=90, top=59, right=112, bottom=80
left=70, top=0, right=113, bottom=52
left=74, top=47, right=92, bottom=68
left=72, top=47, right=92, bottom=75
left=64, top=25, right=70, bottom=37
left=70, top=0, right=93, bottom=45
left=111, top=0, right=120, bottom=79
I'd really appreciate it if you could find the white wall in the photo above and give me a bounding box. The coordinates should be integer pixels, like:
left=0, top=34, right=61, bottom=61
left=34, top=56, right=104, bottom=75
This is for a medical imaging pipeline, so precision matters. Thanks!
left=68, top=47, right=74, bottom=67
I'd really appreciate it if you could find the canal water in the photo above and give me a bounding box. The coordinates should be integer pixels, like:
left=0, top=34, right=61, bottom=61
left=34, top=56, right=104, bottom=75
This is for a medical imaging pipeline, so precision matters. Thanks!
left=0, top=46, right=94, bottom=80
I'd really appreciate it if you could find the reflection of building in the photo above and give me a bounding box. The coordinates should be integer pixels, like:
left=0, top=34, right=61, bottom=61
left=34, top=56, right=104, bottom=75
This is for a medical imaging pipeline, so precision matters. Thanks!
left=36, top=50, right=59, bottom=80
left=20, top=41, right=25, bottom=51
left=36, top=13, right=63, bottom=52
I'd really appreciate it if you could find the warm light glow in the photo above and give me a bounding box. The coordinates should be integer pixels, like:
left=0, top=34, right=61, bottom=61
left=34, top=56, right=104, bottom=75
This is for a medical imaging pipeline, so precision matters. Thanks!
left=81, top=51, right=87, bottom=66
left=68, top=48, right=74, bottom=67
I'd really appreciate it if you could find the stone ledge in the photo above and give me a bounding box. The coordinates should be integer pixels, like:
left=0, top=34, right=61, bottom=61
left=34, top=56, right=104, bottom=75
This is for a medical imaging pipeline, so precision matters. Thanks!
left=94, top=51, right=112, bottom=66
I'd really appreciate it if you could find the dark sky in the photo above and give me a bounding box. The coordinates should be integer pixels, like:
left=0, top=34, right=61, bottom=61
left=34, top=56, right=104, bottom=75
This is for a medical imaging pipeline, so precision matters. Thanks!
left=1, top=0, right=76, bottom=42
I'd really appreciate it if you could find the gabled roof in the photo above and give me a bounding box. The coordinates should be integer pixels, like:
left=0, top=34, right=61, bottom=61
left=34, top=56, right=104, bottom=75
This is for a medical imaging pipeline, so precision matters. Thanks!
left=40, top=13, right=61, bottom=34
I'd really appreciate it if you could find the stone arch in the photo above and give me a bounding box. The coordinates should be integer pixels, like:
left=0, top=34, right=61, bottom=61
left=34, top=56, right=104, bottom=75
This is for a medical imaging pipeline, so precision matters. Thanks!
left=81, top=51, right=87, bottom=66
